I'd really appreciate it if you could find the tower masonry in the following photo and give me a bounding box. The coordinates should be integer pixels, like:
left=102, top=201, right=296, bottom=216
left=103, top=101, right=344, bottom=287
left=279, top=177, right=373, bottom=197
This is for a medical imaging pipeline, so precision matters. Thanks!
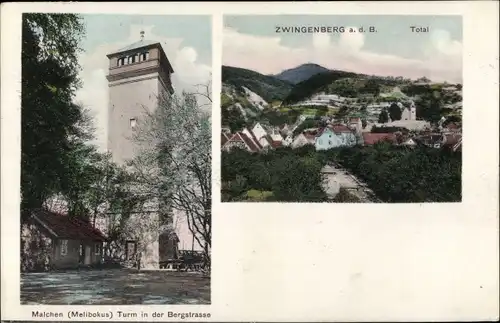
left=105, top=32, right=177, bottom=269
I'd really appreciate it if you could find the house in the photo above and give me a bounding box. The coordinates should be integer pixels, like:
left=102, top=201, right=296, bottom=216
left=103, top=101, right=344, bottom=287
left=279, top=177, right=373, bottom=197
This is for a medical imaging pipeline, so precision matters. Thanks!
left=222, top=132, right=261, bottom=152
left=242, top=127, right=268, bottom=150
left=291, top=133, right=312, bottom=149
left=362, top=133, right=397, bottom=146
left=21, top=209, right=107, bottom=272
left=401, top=101, right=417, bottom=121
left=221, top=132, right=230, bottom=147
left=416, top=134, right=446, bottom=148
left=401, top=137, right=417, bottom=147
left=251, top=122, right=268, bottom=142
left=315, top=125, right=357, bottom=151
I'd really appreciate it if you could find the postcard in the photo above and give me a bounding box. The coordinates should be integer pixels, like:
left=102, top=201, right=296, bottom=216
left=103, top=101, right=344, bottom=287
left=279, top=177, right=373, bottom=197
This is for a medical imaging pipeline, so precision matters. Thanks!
left=1, top=1, right=499, bottom=322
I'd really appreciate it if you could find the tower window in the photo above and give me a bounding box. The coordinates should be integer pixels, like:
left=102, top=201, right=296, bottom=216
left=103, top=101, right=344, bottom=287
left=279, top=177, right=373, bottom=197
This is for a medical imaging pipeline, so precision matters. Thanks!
left=117, top=57, right=126, bottom=67
left=140, top=51, right=150, bottom=62
left=130, top=118, right=137, bottom=129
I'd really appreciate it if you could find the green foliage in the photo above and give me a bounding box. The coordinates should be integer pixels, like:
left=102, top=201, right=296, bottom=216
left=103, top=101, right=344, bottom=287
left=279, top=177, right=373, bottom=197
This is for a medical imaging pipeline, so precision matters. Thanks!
left=221, top=148, right=327, bottom=202
left=283, top=70, right=361, bottom=105
left=222, top=65, right=292, bottom=102
left=292, top=118, right=321, bottom=136
left=332, top=188, right=361, bottom=203
left=415, top=94, right=443, bottom=123
left=260, top=108, right=290, bottom=127
left=221, top=103, right=246, bottom=133
left=21, top=13, right=88, bottom=213
left=245, top=190, right=274, bottom=201
left=331, top=145, right=461, bottom=202
left=389, top=102, right=402, bottom=121
left=378, top=109, right=389, bottom=123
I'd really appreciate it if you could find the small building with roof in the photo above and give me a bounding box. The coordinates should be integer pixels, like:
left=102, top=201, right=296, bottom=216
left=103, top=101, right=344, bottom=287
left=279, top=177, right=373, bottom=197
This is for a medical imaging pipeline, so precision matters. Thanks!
left=21, top=209, right=107, bottom=272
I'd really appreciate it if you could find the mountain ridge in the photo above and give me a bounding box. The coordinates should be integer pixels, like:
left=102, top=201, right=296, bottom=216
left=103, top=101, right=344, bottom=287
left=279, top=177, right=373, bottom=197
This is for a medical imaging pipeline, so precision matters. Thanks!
left=273, top=63, right=331, bottom=85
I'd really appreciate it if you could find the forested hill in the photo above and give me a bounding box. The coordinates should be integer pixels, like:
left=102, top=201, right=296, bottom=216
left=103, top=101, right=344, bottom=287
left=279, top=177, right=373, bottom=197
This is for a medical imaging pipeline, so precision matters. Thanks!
left=222, top=65, right=293, bottom=102
left=282, top=70, right=364, bottom=105
left=273, top=63, right=330, bottom=84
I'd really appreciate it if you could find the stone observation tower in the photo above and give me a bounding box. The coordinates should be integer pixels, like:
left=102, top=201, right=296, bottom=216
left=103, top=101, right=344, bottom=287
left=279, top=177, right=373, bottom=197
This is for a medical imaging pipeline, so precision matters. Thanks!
left=106, top=31, right=175, bottom=165
left=105, top=31, right=177, bottom=269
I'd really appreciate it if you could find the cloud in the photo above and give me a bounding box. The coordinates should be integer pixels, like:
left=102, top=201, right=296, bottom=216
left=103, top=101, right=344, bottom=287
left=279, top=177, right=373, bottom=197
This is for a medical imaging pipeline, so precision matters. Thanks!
left=223, top=27, right=462, bottom=83
left=75, top=24, right=211, bottom=151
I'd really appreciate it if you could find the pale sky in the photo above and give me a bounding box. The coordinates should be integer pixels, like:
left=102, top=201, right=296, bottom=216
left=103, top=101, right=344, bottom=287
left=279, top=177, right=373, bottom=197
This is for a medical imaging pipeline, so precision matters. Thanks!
left=75, top=14, right=212, bottom=151
left=223, top=15, right=462, bottom=83
left=74, top=14, right=212, bottom=251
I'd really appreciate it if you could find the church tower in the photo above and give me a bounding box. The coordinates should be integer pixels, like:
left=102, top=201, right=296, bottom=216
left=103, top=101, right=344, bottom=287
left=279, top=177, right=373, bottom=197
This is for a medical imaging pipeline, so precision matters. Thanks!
left=105, top=32, right=176, bottom=269
left=106, top=31, right=174, bottom=165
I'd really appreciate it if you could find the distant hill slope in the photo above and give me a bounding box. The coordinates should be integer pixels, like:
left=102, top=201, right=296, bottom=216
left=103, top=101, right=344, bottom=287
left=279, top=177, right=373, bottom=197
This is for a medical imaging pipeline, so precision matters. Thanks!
left=282, top=70, right=364, bottom=105
left=222, top=65, right=293, bottom=102
left=273, top=63, right=330, bottom=84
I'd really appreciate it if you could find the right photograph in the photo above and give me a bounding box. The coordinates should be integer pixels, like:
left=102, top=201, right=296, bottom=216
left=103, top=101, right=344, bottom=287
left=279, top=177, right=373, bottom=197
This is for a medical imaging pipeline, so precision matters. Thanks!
left=220, top=15, right=462, bottom=203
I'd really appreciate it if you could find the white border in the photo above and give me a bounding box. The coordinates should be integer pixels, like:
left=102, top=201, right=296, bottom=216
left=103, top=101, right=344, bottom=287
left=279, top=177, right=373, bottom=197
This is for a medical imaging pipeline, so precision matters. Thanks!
left=2, top=1, right=499, bottom=322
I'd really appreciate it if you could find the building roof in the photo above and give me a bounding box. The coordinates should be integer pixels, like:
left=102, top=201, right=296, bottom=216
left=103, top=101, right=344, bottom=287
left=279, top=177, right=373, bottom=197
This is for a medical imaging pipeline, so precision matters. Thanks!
left=115, top=39, right=160, bottom=55
left=304, top=133, right=316, bottom=143
left=248, top=131, right=264, bottom=150
left=362, top=133, right=397, bottom=145
left=238, top=132, right=260, bottom=152
left=221, top=133, right=229, bottom=146
left=330, top=124, right=353, bottom=133
left=32, top=209, right=107, bottom=241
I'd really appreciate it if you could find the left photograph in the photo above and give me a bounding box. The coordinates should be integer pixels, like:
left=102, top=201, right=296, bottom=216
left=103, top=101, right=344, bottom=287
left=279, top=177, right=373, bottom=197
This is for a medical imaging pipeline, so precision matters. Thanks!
left=20, top=14, right=212, bottom=304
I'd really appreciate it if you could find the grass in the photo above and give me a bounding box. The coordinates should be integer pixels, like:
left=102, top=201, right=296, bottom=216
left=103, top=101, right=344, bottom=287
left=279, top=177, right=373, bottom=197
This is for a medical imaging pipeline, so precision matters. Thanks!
left=246, top=189, right=274, bottom=201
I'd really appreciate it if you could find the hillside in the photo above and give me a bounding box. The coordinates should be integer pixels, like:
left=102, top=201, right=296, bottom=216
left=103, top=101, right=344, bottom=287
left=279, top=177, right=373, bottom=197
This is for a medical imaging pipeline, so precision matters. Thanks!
left=273, top=63, right=330, bottom=84
left=282, top=70, right=364, bottom=105
left=222, top=65, right=293, bottom=102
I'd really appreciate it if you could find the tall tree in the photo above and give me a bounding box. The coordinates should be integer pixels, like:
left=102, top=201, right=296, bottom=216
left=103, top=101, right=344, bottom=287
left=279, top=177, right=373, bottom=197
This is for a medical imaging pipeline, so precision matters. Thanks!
left=378, top=109, right=389, bottom=124
left=131, top=81, right=212, bottom=268
left=21, top=13, right=87, bottom=216
left=388, top=102, right=402, bottom=121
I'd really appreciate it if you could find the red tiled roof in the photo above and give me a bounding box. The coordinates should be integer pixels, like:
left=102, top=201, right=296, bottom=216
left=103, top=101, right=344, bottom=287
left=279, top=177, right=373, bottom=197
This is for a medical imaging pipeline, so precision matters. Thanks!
left=330, top=124, right=353, bottom=133
left=239, top=132, right=260, bottom=152
left=349, top=118, right=361, bottom=123
left=264, top=135, right=275, bottom=147
left=362, top=133, right=397, bottom=145
left=304, top=133, right=316, bottom=143
left=248, top=130, right=264, bottom=150
left=271, top=140, right=282, bottom=148
left=221, top=133, right=229, bottom=146
left=32, top=209, right=107, bottom=241
left=446, top=122, right=459, bottom=129
left=222, top=133, right=242, bottom=149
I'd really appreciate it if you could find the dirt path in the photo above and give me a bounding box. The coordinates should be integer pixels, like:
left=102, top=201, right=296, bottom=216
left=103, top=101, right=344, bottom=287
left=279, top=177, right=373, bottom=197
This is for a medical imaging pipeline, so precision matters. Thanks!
left=21, top=269, right=210, bottom=305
